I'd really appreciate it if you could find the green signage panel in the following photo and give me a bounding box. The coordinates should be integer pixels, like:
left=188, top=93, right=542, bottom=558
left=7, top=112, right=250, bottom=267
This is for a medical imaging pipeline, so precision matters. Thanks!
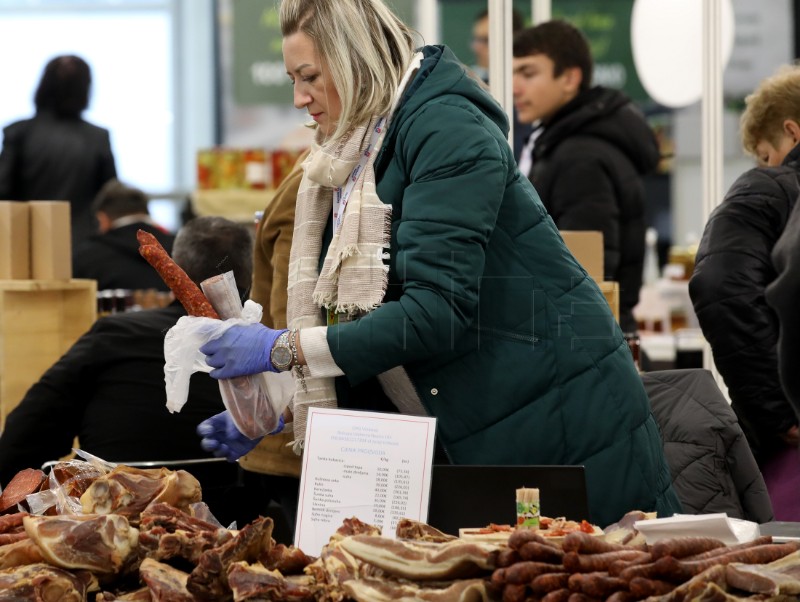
left=439, top=0, right=649, bottom=104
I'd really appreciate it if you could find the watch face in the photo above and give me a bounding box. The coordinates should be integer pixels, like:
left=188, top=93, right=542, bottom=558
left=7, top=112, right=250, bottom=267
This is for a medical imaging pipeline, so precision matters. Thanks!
left=272, top=345, right=292, bottom=369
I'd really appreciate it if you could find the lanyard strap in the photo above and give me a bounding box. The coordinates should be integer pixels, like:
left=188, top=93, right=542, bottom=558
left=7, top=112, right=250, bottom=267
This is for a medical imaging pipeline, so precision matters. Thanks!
left=332, top=116, right=386, bottom=233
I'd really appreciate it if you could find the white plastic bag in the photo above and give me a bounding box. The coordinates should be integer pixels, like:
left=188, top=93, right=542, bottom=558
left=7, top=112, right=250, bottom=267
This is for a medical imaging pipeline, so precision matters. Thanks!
left=164, top=299, right=292, bottom=438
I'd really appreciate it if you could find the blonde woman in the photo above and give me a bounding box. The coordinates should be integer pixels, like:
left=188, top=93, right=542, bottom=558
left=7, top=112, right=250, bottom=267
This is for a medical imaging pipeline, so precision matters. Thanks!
left=196, top=0, right=680, bottom=527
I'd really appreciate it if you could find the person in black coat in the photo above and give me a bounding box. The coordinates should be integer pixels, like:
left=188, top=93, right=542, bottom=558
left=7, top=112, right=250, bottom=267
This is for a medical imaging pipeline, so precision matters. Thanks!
left=512, top=21, right=659, bottom=333
left=690, top=64, right=800, bottom=521
left=0, top=55, right=117, bottom=247
left=72, top=179, right=175, bottom=292
left=0, top=216, right=294, bottom=534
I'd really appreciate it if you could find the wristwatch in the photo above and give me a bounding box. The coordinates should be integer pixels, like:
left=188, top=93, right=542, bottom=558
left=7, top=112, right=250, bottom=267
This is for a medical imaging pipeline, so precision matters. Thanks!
left=270, top=330, right=293, bottom=372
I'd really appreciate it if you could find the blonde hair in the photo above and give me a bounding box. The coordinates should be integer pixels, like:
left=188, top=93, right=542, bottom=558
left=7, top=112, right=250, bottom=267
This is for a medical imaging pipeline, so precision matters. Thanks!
left=741, top=64, right=800, bottom=156
left=280, top=0, right=416, bottom=143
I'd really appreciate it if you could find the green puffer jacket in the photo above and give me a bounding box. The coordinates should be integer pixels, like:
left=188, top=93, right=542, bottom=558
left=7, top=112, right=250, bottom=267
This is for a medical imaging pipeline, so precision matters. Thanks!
left=327, top=45, right=680, bottom=527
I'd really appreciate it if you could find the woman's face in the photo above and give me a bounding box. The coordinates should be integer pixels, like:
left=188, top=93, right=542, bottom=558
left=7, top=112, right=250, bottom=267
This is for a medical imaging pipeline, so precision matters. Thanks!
left=283, top=31, right=342, bottom=137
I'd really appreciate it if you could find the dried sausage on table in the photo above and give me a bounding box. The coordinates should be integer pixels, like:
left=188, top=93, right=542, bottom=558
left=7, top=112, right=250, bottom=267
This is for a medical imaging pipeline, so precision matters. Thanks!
left=505, top=561, right=566, bottom=585
left=0, top=469, right=45, bottom=512
left=649, top=536, right=726, bottom=559
left=563, top=549, right=649, bottom=573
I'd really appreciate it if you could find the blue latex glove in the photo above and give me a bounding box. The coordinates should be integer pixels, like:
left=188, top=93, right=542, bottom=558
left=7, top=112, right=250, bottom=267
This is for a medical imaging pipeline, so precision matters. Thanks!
left=200, top=324, right=287, bottom=380
left=197, top=411, right=285, bottom=462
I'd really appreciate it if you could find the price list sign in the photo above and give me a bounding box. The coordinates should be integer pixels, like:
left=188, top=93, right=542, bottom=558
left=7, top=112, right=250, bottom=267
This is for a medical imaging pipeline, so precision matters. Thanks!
left=294, top=408, right=437, bottom=553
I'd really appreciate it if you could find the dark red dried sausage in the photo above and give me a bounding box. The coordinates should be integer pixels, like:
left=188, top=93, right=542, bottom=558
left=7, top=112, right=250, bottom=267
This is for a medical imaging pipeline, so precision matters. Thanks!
left=505, top=561, right=566, bottom=585
left=649, top=536, right=726, bottom=559
left=619, top=557, right=676, bottom=582
left=509, top=529, right=560, bottom=550
left=541, top=589, right=571, bottom=602
left=0, top=512, right=27, bottom=533
left=138, top=231, right=219, bottom=318
left=607, top=553, right=654, bottom=576
left=566, top=593, right=602, bottom=602
left=683, top=535, right=773, bottom=560
left=628, top=576, right=675, bottom=597
left=605, top=592, right=635, bottom=602
left=563, top=549, right=650, bottom=573
left=530, top=572, right=571, bottom=595
left=496, top=548, right=521, bottom=568
left=518, top=541, right=564, bottom=563
left=660, top=542, right=800, bottom=581
left=502, top=583, right=527, bottom=602
left=491, top=568, right=507, bottom=588
left=0, top=532, right=27, bottom=545
left=567, top=572, right=627, bottom=598
left=0, top=469, right=45, bottom=513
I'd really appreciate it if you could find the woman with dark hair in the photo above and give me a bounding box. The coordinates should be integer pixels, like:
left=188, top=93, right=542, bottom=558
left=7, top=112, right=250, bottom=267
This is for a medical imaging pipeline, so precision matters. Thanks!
left=0, top=54, right=117, bottom=246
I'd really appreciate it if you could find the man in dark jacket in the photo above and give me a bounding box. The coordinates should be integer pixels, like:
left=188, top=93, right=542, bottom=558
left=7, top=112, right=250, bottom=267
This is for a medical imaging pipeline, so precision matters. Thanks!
left=72, top=179, right=175, bottom=292
left=0, top=216, right=293, bottom=535
left=690, top=64, right=800, bottom=520
left=512, top=20, right=659, bottom=333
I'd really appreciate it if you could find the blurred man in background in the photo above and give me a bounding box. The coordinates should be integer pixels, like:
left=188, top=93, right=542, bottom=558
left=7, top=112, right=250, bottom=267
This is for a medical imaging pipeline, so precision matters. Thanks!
left=72, top=178, right=174, bottom=291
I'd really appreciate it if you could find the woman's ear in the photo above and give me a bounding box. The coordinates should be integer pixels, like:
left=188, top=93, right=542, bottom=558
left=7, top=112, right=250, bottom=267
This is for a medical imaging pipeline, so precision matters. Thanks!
left=783, top=119, right=800, bottom=144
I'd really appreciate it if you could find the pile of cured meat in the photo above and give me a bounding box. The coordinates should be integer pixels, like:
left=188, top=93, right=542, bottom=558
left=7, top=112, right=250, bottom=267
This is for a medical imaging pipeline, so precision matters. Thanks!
left=2, top=462, right=800, bottom=601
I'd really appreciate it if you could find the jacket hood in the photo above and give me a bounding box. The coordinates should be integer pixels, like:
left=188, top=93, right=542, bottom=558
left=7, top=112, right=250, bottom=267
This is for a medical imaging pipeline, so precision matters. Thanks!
left=387, top=45, right=509, bottom=142
left=535, top=86, right=659, bottom=175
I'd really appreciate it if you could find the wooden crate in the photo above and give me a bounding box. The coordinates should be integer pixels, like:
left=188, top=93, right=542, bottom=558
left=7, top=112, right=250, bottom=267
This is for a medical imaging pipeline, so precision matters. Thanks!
left=0, top=279, right=96, bottom=428
left=599, top=281, right=620, bottom=323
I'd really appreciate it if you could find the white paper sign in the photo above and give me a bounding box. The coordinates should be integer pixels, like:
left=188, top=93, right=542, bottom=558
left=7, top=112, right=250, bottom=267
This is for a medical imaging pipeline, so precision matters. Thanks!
left=294, top=407, right=437, bottom=554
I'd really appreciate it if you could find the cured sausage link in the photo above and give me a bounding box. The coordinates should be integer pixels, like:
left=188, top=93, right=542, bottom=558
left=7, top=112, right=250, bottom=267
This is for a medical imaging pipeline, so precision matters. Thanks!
left=137, top=231, right=219, bottom=319
left=567, top=572, right=626, bottom=598
left=505, top=561, right=565, bottom=585
left=682, top=535, right=773, bottom=561
left=501, top=582, right=527, bottom=602
left=508, top=529, right=560, bottom=551
left=541, top=589, right=571, bottom=602
left=659, top=542, right=800, bottom=581
left=563, top=549, right=649, bottom=573
left=649, top=536, right=726, bottom=559
left=518, top=541, right=564, bottom=563
left=628, top=576, right=674, bottom=597
left=0, top=470, right=45, bottom=513
left=530, top=572, right=571, bottom=595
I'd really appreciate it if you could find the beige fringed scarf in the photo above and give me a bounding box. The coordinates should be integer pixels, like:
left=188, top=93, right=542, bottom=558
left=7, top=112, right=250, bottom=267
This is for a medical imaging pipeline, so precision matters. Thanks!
left=286, top=53, right=423, bottom=452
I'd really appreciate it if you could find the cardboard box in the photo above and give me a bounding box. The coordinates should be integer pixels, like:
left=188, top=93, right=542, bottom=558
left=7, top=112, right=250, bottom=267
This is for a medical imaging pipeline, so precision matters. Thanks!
left=0, top=279, right=96, bottom=427
left=561, top=231, right=604, bottom=282
left=30, top=201, right=72, bottom=280
left=0, top=201, right=30, bottom=279
left=599, top=281, right=620, bottom=323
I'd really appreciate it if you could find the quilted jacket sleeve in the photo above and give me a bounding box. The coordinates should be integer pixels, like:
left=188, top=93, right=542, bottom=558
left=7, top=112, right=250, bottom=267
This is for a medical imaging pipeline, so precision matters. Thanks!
left=328, top=100, right=508, bottom=384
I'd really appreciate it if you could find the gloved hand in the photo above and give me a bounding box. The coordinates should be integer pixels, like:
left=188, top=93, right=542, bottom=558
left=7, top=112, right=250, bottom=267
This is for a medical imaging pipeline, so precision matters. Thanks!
left=197, top=411, right=285, bottom=462
left=200, top=324, right=287, bottom=379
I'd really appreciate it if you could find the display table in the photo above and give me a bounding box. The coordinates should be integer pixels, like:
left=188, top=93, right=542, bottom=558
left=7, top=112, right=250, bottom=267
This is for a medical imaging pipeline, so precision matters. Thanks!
left=0, top=279, right=96, bottom=427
